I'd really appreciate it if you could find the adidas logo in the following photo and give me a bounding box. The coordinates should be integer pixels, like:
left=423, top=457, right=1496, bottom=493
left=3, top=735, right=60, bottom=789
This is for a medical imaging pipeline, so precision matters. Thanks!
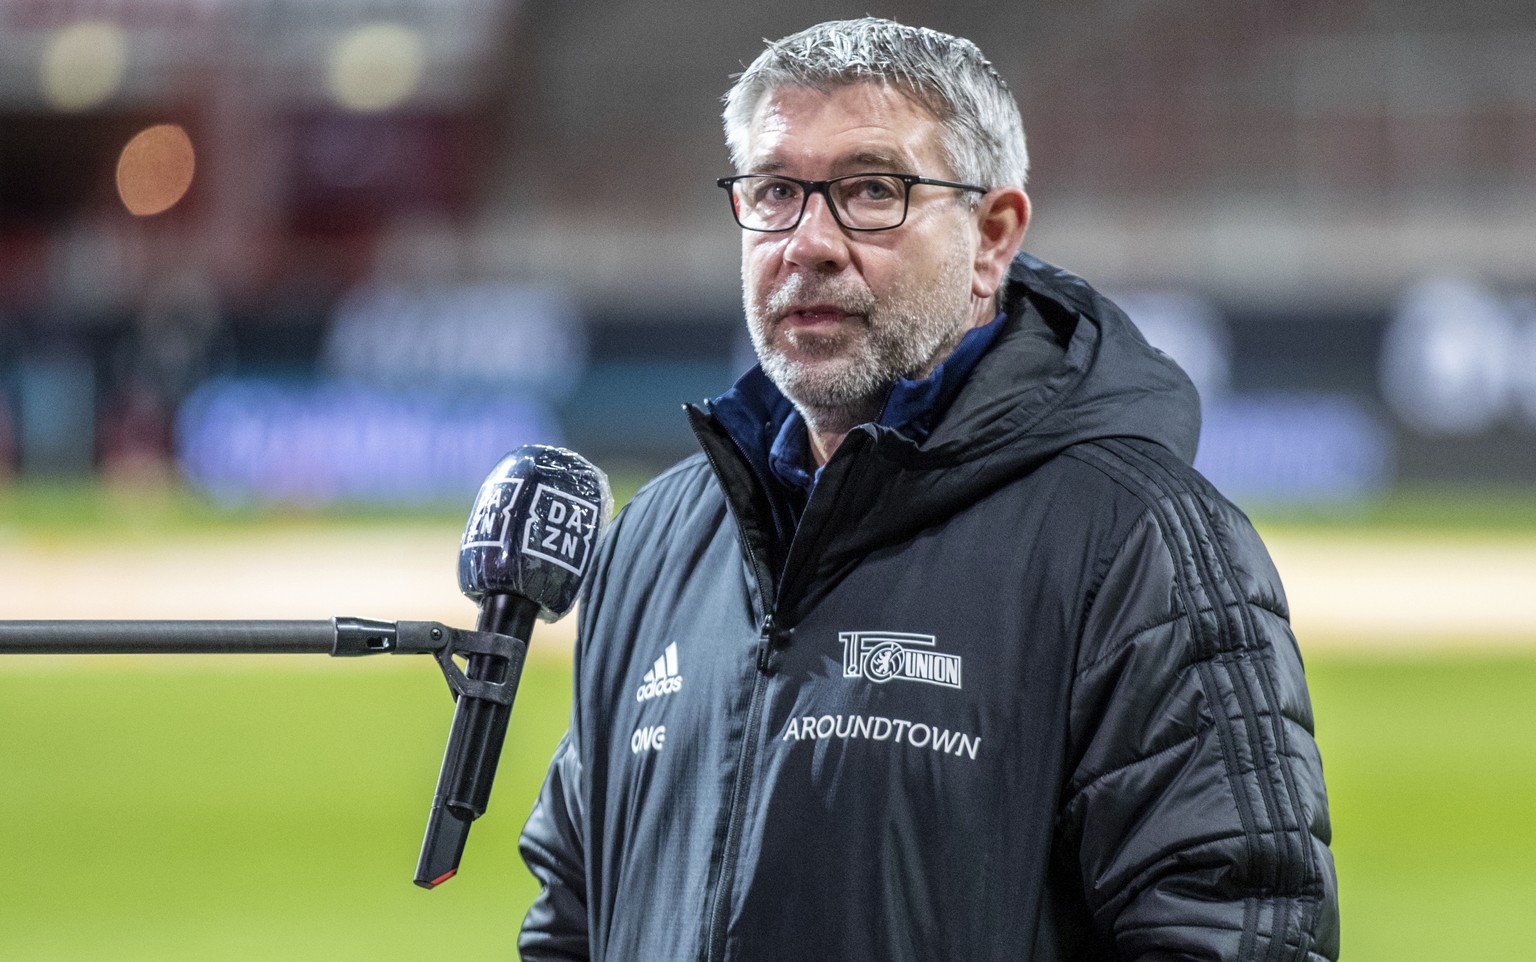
left=636, top=642, right=684, bottom=703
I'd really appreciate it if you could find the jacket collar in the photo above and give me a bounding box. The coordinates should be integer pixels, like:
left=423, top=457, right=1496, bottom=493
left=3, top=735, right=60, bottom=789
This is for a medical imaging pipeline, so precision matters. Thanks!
left=712, top=312, right=1009, bottom=500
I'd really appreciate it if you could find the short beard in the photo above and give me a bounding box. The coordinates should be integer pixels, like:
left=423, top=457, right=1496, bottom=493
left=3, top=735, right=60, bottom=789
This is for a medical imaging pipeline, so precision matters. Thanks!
left=745, top=243, right=975, bottom=437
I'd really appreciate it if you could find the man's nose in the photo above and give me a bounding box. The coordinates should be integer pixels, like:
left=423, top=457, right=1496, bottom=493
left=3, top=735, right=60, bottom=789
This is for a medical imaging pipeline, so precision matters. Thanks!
left=782, top=191, right=852, bottom=272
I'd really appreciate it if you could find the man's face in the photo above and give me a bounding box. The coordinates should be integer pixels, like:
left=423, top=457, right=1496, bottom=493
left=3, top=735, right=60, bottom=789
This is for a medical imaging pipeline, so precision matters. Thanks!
left=738, top=83, right=984, bottom=427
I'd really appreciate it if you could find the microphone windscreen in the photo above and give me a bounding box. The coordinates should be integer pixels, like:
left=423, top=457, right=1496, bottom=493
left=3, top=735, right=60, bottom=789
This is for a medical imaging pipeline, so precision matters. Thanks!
left=457, top=445, right=612, bottom=620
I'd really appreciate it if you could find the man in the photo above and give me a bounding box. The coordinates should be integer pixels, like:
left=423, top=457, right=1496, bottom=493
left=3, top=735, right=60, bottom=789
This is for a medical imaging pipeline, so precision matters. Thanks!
left=520, top=17, right=1338, bottom=962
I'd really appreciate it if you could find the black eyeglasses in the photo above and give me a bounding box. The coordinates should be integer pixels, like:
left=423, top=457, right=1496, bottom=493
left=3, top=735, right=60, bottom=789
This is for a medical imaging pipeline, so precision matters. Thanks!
left=716, top=172, right=990, bottom=232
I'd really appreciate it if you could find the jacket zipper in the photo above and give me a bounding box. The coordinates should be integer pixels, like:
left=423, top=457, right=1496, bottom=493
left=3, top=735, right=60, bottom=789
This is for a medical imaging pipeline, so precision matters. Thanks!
left=703, top=613, right=774, bottom=962
left=690, top=414, right=778, bottom=962
left=690, top=409, right=868, bottom=960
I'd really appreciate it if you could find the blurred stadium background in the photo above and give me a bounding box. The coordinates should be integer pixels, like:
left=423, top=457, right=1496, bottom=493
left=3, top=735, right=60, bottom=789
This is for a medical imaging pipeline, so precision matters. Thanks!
left=1, top=0, right=1534, bottom=959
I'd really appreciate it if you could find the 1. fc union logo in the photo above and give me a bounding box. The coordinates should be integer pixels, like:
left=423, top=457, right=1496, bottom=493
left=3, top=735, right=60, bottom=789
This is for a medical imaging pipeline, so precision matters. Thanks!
left=840, top=631, right=962, bottom=690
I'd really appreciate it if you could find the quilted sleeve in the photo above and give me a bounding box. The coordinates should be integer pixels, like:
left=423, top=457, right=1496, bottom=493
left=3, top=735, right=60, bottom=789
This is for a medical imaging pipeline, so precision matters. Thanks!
left=1059, top=473, right=1339, bottom=961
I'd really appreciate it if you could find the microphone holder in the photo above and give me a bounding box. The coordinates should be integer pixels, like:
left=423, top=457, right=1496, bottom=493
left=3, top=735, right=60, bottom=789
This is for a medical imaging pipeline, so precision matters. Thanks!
left=0, top=617, right=529, bottom=887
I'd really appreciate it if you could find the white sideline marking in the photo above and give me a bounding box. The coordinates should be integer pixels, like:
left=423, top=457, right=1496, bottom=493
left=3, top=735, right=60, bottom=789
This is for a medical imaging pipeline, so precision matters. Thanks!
left=2, top=527, right=1533, bottom=654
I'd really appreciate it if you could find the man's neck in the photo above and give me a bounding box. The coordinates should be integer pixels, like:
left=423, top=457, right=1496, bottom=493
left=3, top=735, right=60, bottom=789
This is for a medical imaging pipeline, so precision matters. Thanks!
left=805, top=424, right=853, bottom=468
left=798, top=400, right=875, bottom=467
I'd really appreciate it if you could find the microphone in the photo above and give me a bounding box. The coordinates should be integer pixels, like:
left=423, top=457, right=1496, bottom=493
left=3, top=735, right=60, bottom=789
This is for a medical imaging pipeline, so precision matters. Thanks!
left=414, top=444, right=611, bottom=888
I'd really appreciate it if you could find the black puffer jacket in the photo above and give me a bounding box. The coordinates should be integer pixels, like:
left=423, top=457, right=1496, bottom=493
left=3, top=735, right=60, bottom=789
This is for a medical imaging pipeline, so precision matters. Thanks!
left=519, top=253, right=1339, bottom=962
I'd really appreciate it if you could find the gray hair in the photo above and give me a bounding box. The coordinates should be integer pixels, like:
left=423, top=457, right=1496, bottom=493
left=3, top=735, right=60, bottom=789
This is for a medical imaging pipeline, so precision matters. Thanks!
left=722, top=18, right=1029, bottom=191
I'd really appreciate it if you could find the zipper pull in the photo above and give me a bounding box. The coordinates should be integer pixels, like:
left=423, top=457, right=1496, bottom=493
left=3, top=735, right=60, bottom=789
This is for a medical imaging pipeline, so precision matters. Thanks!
left=757, top=614, right=776, bottom=673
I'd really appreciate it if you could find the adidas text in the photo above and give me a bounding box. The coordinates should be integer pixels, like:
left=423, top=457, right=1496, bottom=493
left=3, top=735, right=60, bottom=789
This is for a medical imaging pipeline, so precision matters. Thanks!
left=636, top=675, right=683, bottom=702
left=636, top=642, right=684, bottom=703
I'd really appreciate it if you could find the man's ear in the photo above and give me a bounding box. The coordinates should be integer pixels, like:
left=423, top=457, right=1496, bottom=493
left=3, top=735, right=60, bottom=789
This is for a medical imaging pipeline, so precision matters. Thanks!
left=971, top=187, right=1030, bottom=301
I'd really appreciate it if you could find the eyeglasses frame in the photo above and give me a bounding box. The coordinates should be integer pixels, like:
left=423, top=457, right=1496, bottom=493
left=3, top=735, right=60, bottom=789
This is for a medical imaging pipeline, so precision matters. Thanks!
left=715, top=172, right=991, bottom=233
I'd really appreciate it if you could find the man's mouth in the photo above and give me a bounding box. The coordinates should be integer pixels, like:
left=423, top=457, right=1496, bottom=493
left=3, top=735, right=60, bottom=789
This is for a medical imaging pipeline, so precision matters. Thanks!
left=781, top=304, right=858, bottom=326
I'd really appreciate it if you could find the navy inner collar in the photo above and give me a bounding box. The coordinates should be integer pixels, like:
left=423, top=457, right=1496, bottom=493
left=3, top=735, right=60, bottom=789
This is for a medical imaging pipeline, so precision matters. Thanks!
left=713, top=312, right=1007, bottom=499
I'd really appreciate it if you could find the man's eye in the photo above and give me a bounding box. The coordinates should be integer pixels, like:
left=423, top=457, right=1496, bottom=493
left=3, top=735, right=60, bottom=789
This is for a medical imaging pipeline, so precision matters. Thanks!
left=844, top=177, right=900, bottom=202
left=748, top=180, right=798, bottom=205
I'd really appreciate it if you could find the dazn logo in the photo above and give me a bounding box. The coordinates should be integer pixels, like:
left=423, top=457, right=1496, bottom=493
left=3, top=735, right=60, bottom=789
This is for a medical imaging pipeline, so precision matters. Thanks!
left=522, top=484, right=600, bottom=575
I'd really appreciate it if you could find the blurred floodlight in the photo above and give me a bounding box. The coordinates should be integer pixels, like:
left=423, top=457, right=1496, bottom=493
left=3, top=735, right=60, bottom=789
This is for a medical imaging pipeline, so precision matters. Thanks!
left=116, top=124, right=196, bottom=217
left=327, top=22, right=425, bottom=113
left=41, top=21, right=127, bottom=112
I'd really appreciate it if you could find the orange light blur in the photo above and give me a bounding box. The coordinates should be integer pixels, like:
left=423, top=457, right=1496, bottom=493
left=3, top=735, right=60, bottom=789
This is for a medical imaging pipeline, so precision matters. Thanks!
left=115, top=124, right=196, bottom=217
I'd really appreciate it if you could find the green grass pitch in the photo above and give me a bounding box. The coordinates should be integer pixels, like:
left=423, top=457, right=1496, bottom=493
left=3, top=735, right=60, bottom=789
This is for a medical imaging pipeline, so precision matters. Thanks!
left=1307, top=650, right=1536, bottom=961
left=0, top=656, right=573, bottom=960
left=1, top=649, right=1533, bottom=959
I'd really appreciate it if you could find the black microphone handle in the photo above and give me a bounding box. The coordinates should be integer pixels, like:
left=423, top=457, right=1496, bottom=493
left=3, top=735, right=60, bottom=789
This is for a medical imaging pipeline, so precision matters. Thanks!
left=414, top=592, right=538, bottom=889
